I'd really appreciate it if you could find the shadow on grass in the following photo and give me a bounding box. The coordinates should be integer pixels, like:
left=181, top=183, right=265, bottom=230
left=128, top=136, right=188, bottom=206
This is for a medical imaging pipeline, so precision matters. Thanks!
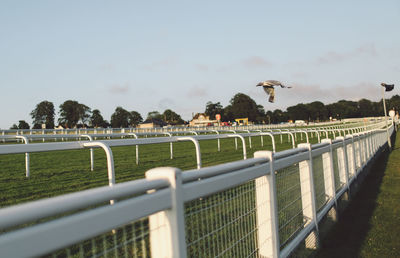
left=315, top=134, right=396, bottom=258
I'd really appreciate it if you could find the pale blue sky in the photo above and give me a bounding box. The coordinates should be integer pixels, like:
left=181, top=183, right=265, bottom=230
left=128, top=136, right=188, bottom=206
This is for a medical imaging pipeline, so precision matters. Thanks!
left=1, top=1, right=399, bottom=128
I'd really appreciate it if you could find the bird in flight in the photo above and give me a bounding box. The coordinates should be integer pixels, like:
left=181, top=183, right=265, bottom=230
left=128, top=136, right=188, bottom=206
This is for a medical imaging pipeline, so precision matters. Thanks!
left=256, top=80, right=292, bottom=103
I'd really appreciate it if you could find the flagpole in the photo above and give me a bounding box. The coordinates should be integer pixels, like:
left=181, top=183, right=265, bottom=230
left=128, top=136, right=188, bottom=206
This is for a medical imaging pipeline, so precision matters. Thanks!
left=382, top=85, right=391, bottom=148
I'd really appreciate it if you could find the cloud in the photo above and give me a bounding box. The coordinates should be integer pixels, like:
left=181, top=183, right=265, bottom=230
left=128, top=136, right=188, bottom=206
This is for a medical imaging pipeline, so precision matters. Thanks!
left=279, top=81, right=383, bottom=104
left=141, top=57, right=178, bottom=71
left=158, top=98, right=176, bottom=111
left=215, top=56, right=272, bottom=72
left=98, top=64, right=115, bottom=72
left=107, top=82, right=130, bottom=94
left=195, top=64, right=209, bottom=72
left=316, top=44, right=378, bottom=65
left=186, top=86, right=208, bottom=98
left=241, top=56, right=272, bottom=68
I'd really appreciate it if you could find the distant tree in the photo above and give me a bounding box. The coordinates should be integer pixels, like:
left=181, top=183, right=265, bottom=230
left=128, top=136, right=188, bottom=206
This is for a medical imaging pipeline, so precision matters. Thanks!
left=271, top=109, right=288, bottom=124
left=129, top=111, right=143, bottom=127
left=228, top=93, right=263, bottom=122
left=357, top=99, right=374, bottom=117
left=163, top=109, right=184, bottom=125
left=388, top=95, right=400, bottom=113
left=58, top=100, right=91, bottom=128
left=10, top=124, right=18, bottom=129
left=147, top=111, right=163, bottom=120
left=18, top=120, right=30, bottom=129
left=30, top=100, right=55, bottom=129
left=307, top=101, right=327, bottom=121
left=222, top=105, right=234, bottom=122
left=90, top=109, right=106, bottom=128
left=204, top=101, right=224, bottom=120
left=287, top=103, right=310, bottom=121
left=110, top=107, right=131, bottom=128
left=256, top=105, right=266, bottom=123
left=265, top=110, right=273, bottom=124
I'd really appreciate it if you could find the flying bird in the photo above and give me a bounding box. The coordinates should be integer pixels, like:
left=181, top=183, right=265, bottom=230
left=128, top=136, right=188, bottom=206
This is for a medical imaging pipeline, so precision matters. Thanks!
left=256, top=80, right=292, bottom=103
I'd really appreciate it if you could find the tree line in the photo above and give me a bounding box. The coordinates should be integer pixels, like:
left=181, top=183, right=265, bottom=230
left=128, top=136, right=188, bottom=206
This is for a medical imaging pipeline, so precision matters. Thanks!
left=10, top=94, right=400, bottom=129
left=205, top=93, right=400, bottom=124
left=11, top=100, right=184, bottom=129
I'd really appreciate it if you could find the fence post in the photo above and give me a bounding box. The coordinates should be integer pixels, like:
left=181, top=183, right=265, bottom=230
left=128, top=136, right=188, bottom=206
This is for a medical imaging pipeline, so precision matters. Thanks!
left=254, top=151, right=280, bottom=258
left=368, top=131, right=374, bottom=159
left=146, top=167, right=187, bottom=258
left=298, top=143, right=319, bottom=249
left=355, top=134, right=362, bottom=170
left=335, top=137, right=350, bottom=193
left=371, top=131, right=376, bottom=157
left=366, top=132, right=373, bottom=161
left=321, top=139, right=336, bottom=204
left=345, top=135, right=357, bottom=178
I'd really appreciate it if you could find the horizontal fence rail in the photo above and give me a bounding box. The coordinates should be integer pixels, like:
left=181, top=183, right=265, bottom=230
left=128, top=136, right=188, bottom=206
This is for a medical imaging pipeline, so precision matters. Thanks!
left=0, top=120, right=395, bottom=258
left=0, top=119, right=391, bottom=180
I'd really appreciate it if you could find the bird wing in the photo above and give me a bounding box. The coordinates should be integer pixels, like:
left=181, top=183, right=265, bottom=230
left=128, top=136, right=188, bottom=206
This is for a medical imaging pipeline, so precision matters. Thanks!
left=263, top=86, right=274, bottom=95
left=263, top=87, right=275, bottom=103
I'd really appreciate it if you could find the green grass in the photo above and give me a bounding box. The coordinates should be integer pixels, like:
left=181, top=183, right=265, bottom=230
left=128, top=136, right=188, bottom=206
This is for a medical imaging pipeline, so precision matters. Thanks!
left=0, top=134, right=319, bottom=208
left=316, top=132, right=400, bottom=258
left=3, top=131, right=360, bottom=257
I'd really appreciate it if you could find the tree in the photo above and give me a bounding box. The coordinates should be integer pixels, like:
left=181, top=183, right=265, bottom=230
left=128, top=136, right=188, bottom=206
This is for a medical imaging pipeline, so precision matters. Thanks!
left=58, top=100, right=91, bottom=128
left=357, top=99, right=374, bottom=117
left=129, top=111, right=143, bottom=127
left=18, top=120, right=30, bottom=129
left=256, top=105, right=266, bottom=123
left=222, top=105, right=234, bottom=122
left=30, top=101, right=55, bottom=129
left=307, top=101, right=327, bottom=121
left=110, top=107, right=131, bottom=128
left=90, top=109, right=106, bottom=128
left=204, top=101, right=223, bottom=120
left=271, top=109, right=288, bottom=124
left=147, top=111, right=163, bottom=120
left=265, top=110, right=273, bottom=124
left=228, top=93, right=263, bottom=122
left=388, top=95, right=400, bottom=113
left=287, top=103, right=310, bottom=121
left=163, top=109, right=184, bottom=125
left=10, top=124, right=18, bottom=129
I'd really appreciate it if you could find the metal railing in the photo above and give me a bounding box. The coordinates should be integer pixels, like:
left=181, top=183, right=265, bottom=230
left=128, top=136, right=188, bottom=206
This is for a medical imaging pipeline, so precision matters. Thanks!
left=0, top=122, right=394, bottom=257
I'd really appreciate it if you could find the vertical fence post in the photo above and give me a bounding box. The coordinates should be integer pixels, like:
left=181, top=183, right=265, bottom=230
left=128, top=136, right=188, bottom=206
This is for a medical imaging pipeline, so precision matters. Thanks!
left=371, top=131, right=376, bottom=157
left=363, top=133, right=368, bottom=165
left=359, top=133, right=365, bottom=166
left=346, top=135, right=357, bottom=178
left=298, top=143, right=319, bottom=249
left=355, top=135, right=362, bottom=170
left=367, top=131, right=373, bottom=158
left=335, top=137, right=350, bottom=193
left=254, top=151, right=280, bottom=258
left=146, top=167, right=187, bottom=258
left=321, top=139, right=336, bottom=205
left=366, top=132, right=373, bottom=161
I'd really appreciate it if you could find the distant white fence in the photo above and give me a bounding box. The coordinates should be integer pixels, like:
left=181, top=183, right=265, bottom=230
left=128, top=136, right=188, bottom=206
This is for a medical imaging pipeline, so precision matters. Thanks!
left=0, top=123, right=394, bottom=257
left=0, top=120, right=388, bottom=180
left=0, top=117, right=384, bottom=137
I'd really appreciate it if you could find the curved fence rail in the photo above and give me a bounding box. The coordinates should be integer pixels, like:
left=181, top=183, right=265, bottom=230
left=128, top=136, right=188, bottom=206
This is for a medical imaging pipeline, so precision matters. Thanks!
left=0, top=122, right=395, bottom=257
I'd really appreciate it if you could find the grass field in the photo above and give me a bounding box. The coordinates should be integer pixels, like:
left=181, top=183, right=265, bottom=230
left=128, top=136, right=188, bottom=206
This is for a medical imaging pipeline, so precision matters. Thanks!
left=2, top=130, right=369, bottom=257
left=0, top=134, right=320, bottom=208
left=316, top=132, right=400, bottom=258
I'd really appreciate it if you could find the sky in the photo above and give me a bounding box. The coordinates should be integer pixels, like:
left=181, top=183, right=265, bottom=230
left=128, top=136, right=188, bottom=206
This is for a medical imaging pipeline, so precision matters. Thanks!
left=0, top=1, right=399, bottom=129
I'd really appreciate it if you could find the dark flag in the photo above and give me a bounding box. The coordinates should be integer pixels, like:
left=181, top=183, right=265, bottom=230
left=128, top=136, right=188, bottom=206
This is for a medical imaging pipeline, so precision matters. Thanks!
left=381, top=83, right=394, bottom=92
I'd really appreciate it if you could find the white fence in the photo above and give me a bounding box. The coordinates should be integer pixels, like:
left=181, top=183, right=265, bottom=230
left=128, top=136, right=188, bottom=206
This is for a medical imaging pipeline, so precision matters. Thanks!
left=0, top=117, right=385, bottom=137
left=0, top=120, right=388, bottom=180
left=0, top=123, right=394, bottom=257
